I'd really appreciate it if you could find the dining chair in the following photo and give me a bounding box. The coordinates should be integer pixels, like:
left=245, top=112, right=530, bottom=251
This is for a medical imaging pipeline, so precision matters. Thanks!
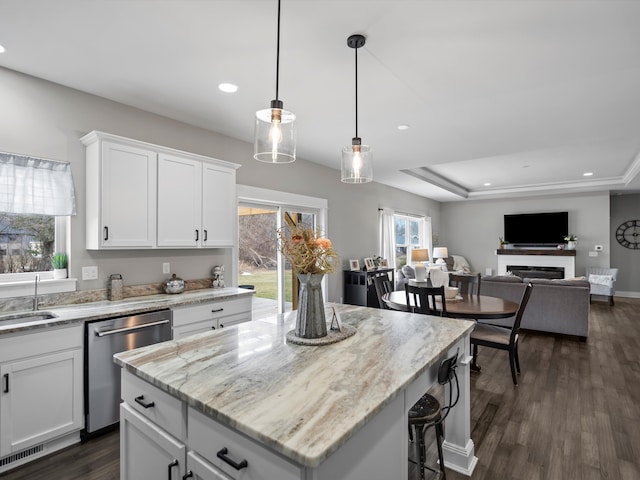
left=372, top=274, right=394, bottom=309
left=470, top=282, right=533, bottom=385
left=449, top=273, right=481, bottom=296
left=408, top=352, right=459, bottom=480
left=405, top=284, right=447, bottom=316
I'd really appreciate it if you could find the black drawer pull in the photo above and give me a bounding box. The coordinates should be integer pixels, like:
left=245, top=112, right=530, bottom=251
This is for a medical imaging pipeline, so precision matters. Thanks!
left=217, top=447, right=248, bottom=470
left=211, top=308, right=224, bottom=313
left=182, top=471, right=193, bottom=480
left=135, top=395, right=155, bottom=408
left=104, top=226, right=109, bottom=241
left=195, top=229, right=199, bottom=241
left=3, top=373, right=8, bottom=393
left=204, top=229, right=208, bottom=242
left=167, top=459, right=178, bottom=480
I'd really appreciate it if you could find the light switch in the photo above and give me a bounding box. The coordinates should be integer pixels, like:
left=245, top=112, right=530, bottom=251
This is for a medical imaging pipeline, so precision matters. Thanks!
left=163, top=263, right=170, bottom=274
left=82, top=266, right=98, bottom=280
left=589, top=251, right=598, bottom=257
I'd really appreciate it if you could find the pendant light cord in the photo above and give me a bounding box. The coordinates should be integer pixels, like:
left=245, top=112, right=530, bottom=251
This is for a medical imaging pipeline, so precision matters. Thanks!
left=354, top=43, right=358, bottom=139
left=275, top=0, right=281, bottom=102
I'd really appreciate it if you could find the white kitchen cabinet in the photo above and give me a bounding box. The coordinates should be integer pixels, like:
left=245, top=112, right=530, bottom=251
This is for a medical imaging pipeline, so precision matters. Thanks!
left=120, top=403, right=186, bottom=480
left=157, top=154, right=237, bottom=248
left=172, top=297, right=251, bottom=340
left=82, top=130, right=239, bottom=250
left=0, top=325, right=83, bottom=459
left=83, top=132, right=157, bottom=249
left=185, top=450, right=231, bottom=480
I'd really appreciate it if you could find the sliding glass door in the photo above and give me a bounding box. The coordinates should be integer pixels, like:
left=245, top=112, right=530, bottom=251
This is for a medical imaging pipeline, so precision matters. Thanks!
left=238, top=202, right=319, bottom=320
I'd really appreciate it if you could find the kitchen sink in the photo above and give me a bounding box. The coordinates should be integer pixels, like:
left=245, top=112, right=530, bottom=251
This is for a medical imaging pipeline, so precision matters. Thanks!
left=0, top=311, right=58, bottom=327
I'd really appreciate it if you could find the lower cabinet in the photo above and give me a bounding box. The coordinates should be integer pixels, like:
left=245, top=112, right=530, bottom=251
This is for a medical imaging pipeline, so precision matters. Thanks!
left=121, top=370, right=302, bottom=480
left=0, top=325, right=83, bottom=461
left=120, top=403, right=186, bottom=480
left=172, top=297, right=252, bottom=340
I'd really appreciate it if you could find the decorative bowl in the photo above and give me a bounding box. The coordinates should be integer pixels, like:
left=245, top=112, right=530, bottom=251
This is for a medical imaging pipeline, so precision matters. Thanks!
left=444, top=286, right=459, bottom=299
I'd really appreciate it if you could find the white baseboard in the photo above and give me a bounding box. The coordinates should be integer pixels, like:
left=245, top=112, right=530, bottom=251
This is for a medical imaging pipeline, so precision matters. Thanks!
left=615, top=291, right=640, bottom=299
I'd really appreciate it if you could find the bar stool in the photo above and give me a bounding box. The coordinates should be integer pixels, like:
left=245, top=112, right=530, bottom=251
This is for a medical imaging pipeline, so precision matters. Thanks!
left=408, top=353, right=459, bottom=480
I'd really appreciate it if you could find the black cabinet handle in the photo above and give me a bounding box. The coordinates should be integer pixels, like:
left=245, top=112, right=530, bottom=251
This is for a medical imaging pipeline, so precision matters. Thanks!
left=182, top=471, right=193, bottom=480
left=195, top=229, right=199, bottom=241
left=167, top=459, right=178, bottom=480
left=3, top=373, right=8, bottom=393
left=219, top=323, right=224, bottom=328
left=104, top=226, right=109, bottom=241
left=217, top=447, right=248, bottom=470
left=211, top=325, right=216, bottom=330
left=211, top=308, right=224, bottom=313
left=134, top=395, right=155, bottom=409
left=204, top=229, right=208, bottom=242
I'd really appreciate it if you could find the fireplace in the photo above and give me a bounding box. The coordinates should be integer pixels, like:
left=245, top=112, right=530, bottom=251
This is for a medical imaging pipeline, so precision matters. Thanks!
left=507, top=265, right=564, bottom=279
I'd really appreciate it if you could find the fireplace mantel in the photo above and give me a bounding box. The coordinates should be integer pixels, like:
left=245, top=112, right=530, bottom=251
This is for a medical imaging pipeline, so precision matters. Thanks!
left=497, top=249, right=576, bottom=278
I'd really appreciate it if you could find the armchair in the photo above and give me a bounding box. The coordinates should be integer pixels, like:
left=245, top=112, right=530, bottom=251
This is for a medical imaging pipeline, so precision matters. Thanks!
left=585, top=267, right=619, bottom=306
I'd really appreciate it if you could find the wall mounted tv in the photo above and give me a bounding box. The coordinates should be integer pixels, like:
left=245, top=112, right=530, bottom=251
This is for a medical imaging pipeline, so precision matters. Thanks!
left=503, top=211, right=568, bottom=246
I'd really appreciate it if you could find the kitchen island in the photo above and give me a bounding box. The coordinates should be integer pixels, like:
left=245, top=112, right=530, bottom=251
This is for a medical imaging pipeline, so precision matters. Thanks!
left=115, top=303, right=477, bottom=479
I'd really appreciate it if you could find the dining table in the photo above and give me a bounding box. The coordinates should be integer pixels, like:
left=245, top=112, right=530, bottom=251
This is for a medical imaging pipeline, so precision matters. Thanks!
left=382, top=290, right=519, bottom=320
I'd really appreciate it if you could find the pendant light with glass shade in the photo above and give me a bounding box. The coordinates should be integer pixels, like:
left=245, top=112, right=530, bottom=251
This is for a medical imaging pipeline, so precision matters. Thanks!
left=342, top=34, right=373, bottom=183
left=254, top=0, right=296, bottom=163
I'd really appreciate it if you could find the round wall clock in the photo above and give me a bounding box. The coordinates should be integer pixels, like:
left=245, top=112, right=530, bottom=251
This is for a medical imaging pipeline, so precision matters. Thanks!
left=615, top=220, right=640, bottom=249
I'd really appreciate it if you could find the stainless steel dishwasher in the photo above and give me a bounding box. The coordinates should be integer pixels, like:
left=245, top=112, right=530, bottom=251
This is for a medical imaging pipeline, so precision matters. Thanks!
left=82, top=309, right=172, bottom=439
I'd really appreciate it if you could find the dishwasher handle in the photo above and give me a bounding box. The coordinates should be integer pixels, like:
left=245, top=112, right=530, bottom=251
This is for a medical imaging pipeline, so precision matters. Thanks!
left=95, top=319, right=170, bottom=337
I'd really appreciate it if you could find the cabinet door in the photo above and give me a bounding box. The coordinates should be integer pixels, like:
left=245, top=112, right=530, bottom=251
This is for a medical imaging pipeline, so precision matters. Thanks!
left=120, top=403, right=186, bottom=480
left=157, top=153, right=202, bottom=247
left=201, top=163, right=236, bottom=247
left=100, top=141, right=157, bottom=248
left=186, top=450, right=230, bottom=480
left=0, top=349, right=83, bottom=456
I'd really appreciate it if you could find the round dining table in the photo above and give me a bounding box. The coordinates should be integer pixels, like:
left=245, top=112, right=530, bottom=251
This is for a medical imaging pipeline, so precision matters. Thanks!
left=383, top=291, right=519, bottom=320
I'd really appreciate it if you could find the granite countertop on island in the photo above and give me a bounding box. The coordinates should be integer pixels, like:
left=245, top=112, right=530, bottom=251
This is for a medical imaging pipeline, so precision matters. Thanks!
left=114, top=303, right=474, bottom=468
left=0, top=287, right=254, bottom=335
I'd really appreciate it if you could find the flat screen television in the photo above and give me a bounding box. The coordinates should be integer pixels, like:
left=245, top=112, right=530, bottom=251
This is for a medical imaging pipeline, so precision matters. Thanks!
left=503, top=211, right=568, bottom=246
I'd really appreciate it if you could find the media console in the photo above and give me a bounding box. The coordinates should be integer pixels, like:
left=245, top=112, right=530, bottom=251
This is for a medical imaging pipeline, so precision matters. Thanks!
left=496, top=248, right=576, bottom=279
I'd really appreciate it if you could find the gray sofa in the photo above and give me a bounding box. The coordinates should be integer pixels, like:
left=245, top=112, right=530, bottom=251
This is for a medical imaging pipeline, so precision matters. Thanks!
left=480, top=275, right=591, bottom=341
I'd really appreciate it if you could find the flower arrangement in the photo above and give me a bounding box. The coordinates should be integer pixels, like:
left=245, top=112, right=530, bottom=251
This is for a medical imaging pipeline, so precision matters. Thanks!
left=564, top=234, right=578, bottom=242
left=278, top=224, right=338, bottom=274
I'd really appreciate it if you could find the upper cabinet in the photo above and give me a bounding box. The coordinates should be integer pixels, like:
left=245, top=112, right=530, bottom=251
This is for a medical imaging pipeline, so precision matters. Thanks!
left=82, top=131, right=239, bottom=250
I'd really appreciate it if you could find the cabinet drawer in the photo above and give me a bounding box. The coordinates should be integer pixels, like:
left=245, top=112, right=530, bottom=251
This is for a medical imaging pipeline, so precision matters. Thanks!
left=188, top=407, right=302, bottom=480
left=121, top=370, right=186, bottom=441
left=172, top=298, right=250, bottom=327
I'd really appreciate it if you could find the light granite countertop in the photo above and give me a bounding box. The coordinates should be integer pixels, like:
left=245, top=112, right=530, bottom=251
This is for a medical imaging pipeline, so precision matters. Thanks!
left=114, top=304, right=474, bottom=468
left=0, top=287, right=254, bottom=335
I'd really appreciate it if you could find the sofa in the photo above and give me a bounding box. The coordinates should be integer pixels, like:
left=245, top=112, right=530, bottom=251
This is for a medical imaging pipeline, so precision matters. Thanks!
left=480, top=275, right=591, bottom=341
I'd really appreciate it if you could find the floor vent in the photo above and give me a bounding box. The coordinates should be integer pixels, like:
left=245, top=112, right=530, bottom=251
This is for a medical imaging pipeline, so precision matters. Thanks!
left=0, top=444, right=44, bottom=467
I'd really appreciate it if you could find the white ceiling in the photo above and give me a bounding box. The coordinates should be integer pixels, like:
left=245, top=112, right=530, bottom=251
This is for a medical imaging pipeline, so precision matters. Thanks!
left=2, top=0, right=640, bottom=201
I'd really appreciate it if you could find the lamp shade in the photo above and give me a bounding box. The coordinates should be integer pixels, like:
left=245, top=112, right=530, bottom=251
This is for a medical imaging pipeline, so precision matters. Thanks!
left=341, top=143, right=373, bottom=183
left=411, top=248, right=429, bottom=263
left=254, top=103, right=296, bottom=163
left=433, top=247, right=448, bottom=260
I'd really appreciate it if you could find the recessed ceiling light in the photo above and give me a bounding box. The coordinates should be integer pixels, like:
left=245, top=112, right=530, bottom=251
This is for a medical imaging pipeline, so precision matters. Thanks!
left=397, top=124, right=410, bottom=131
left=0, top=44, right=5, bottom=54
left=483, top=182, right=492, bottom=186
left=583, top=172, right=593, bottom=177
left=218, top=83, right=238, bottom=93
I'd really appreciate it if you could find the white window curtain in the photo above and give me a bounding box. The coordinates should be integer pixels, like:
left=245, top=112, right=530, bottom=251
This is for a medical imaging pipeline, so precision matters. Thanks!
left=423, top=217, right=433, bottom=259
left=379, top=207, right=396, bottom=269
left=0, top=152, right=76, bottom=215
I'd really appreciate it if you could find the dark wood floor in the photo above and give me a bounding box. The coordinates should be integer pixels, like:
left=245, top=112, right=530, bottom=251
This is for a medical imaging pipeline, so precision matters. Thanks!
left=2, top=298, right=638, bottom=480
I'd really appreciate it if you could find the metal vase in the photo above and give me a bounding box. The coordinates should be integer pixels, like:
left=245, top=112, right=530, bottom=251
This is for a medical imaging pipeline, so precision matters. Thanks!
left=295, top=273, right=327, bottom=339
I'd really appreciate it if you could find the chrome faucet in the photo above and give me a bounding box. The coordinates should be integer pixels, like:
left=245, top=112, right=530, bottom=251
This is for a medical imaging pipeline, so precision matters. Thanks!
left=33, top=274, right=40, bottom=311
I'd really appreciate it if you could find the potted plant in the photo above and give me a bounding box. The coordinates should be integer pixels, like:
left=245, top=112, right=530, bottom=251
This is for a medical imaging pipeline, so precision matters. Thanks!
left=564, top=234, right=578, bottom=250
left=51, top=252, right=68, bottom=279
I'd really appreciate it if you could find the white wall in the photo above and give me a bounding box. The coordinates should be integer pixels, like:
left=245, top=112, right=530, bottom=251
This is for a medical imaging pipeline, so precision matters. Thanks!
left=610, top=193, right=640, bottom=295
left=0, top=67, right=440, bottom=302
left=440, top=192, right=611, bottom=277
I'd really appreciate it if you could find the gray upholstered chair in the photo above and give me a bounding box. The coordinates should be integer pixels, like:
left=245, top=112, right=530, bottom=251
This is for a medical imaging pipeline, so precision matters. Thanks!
left=585, top=267, right=619, bottom=306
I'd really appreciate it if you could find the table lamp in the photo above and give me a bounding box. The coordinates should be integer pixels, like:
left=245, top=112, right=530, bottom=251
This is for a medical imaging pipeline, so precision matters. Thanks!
left=432, top=247, right=449, bottom=268
left=411, top=248, right=429, bottom=282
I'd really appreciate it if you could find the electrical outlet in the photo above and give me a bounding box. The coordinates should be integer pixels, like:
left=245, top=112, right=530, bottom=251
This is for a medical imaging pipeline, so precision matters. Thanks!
left=589, top=251, right=598, bottom=257
left=595, top=245, right=604, bottom=251
left=82, top=266, right=98, bottom=280
left=163, top=263, right=170, bottom=274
